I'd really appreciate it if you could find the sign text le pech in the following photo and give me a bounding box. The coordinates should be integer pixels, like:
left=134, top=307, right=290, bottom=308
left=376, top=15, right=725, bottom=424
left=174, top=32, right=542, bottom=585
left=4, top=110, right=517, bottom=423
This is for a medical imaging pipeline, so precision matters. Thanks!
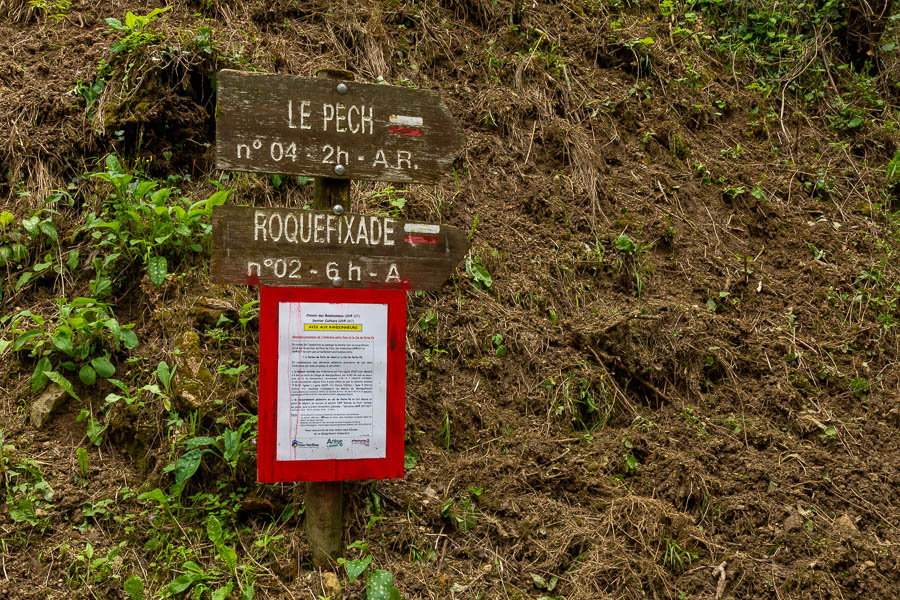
left=215, top=70, right=465, bottom=184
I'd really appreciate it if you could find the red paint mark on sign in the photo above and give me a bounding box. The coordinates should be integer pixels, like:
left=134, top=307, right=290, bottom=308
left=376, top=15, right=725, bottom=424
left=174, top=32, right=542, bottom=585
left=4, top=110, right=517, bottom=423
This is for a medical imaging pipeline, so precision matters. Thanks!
left=404, top=234, right=439, bottom=244
left=388, top=126, right=423, bottom=137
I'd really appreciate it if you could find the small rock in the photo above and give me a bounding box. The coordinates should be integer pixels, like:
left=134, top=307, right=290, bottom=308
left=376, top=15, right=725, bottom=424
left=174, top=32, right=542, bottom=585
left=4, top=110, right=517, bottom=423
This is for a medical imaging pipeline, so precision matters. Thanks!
left=321, top=571, right=342, bottom=600
left=30, top=383, right=68, bottom=428
left=783, top=513, right=803, bottom=533
left=833, top=514, right=859, bottom=539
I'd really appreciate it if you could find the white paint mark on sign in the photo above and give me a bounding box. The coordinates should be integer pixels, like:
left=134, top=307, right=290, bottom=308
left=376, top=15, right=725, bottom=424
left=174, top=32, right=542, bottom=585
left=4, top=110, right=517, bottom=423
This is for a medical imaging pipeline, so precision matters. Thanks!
left=404, top=223, right=441, bottom=234
left=389, top=115, right=424, bottom=127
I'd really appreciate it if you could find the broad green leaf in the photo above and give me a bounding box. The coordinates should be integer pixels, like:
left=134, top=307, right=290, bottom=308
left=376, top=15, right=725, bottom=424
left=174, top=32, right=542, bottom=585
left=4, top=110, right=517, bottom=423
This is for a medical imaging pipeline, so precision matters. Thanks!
left=211, top=585, right=232, bottom=600
left=45, top=371, right=79, bottom=400
left=124, top=576, right=144, bottom=600
left=105, top=17, right=125, bottom=30
left=51, top=326, right=73, bottom=355
left=137, top=488, right=169, bottom=507
left=31, top=357, right=52, bottom=392
left=134, top=180, right=157, bottom=199
left=79, top=364, right=97, bottom=386
left=12, top=329, right=42, bottom=352
left=147, top=255, right=167, bottom=287
left=404, top=447, right=418, bottom=470
left=91, top=355, right=115, bottom=378
left=174, top=449, right=204, bottom=485
left=106, top=155, right=123, bottom=174
left=66, top=250, right=79, bottom=270
left=104, top=320, right=122, bottom=344
left=222, top=429, right=239, bottom=461
left=207, top=515, right=224, bottom=546
left=157, top=361, right=172, bottom=390
left=39, top=221, right=57, bottom=242
left=888, top=149, right=900, bottom=183
left=15, top=271, right=34, bottom=291
left=345, top=555, right=373, bottom=582
left=183, top=436, right=216, bottom=450
left=22, top=215, right=40, bottom=236
left=168, top=573, right=202, bottom=594
left=0, top=210, right=14, bottom=228
left=366, top=569, right=401, bottom=600
left=0, top=339, right=10, bottom=355
left=121, top=329, right=139, bottom=350
left=86, top=416, right=106, bottom=446
left=219, top=544, right=237, bottom=573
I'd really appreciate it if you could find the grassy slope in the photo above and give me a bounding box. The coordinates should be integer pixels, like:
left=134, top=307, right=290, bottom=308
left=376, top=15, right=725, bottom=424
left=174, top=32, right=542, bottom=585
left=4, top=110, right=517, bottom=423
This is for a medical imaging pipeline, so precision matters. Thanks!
left=1, top=1, right=898, bottom=599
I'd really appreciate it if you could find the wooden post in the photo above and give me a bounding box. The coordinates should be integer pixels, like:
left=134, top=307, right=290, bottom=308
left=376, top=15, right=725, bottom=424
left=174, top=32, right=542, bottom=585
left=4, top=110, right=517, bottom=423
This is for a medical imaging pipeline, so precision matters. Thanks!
left=305, top=67, right=354, bottom=568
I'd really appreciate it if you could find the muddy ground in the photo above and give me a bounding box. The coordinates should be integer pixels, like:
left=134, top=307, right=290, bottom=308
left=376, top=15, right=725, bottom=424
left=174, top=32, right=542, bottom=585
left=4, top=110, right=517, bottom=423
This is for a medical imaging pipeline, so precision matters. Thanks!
left=0, top=0, right=898, bottom=599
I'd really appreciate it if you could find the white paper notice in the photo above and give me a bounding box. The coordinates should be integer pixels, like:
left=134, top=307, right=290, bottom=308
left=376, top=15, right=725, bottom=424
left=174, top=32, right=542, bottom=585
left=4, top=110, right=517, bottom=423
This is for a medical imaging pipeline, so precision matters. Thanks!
left=277, top=302, right=388, bottom=461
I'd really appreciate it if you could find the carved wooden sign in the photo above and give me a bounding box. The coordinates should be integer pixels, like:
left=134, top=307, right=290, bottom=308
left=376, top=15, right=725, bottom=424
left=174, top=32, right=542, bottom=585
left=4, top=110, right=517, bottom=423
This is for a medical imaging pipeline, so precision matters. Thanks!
left=215, top=70, right=465, bottom=184
left=211, top=205, right=470, bottom=290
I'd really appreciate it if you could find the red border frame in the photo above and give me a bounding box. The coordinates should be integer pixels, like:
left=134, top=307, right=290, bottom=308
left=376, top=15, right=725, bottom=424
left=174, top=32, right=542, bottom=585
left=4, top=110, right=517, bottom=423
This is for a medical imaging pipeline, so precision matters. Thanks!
left=257, top=286, right=406, bottom=482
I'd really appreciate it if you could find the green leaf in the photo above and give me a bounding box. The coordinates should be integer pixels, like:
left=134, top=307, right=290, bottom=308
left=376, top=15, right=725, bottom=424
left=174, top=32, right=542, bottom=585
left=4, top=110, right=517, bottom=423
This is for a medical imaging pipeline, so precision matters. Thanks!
left=157, top=361, right=172, bottom=390
left=147, top=255, right=167, bottom=287
left=365, top=569, right=401, bottom=600
left=206, top=515, right=224, bottom=546
left=39, top=221, right=58, bottom=242
left=137, top=488, right=169, bottom=508
left=22, top=215, right=40, bottom=236
left=0, top=210, right=14, bottom=228
left=15, top=271, right=34, bottom=291
left=86, top=416, right=106, bottom=446
left=79, top=364, right=97, bottom=386
left=13, top=329, right=42, bottom=352
left=51, top=327, right=74, bottom=355
left=345, top=555, right=373, bottom=582
left=0, top=339, right=10, bottom=355
left=223, top=429, right=239, bottom=461
left=45, top=371, right=80, bottom=400
left=134, top=180, right=157, bottom=199
left=105, top=17, right=125, bottom=30
left=91, top=355, right=115, bottom=378
left=211, top=586, right=232, bottom=600
left=887, top=149, right=900, bottom=183
left=219, top=544, right=237, bottom=573
left=615, top=235, right=637, bottom=253
left=168, top=573, right=202, bottom=594
left=174, top=449, right=204, bottom=486
left=183, top=436, right=217, bottom=449
left=121, top=329, right=139, bottom=350
left=66, top=250, right=79, bottom=270
left=404, top=447, right=418, bottom=470
left=31, top=357, right=52, bottom=392
left=124, top=576, right=144, bottom=600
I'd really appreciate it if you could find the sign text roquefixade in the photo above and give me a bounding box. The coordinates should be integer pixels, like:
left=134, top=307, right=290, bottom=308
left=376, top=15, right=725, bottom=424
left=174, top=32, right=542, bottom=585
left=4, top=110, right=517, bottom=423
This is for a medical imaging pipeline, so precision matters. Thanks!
left=215, top=70, right=465, bottom=184
left=211, top=205, right=470, bottom=290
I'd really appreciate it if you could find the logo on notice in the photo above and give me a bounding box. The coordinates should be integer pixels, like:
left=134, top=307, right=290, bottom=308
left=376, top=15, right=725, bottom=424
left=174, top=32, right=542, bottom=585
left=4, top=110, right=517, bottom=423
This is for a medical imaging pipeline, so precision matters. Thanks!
left=351, top=439, right=370, bottom=447
left=326, top=439, right=343, bottom=448
left=292, top=440, right=318, bottom=448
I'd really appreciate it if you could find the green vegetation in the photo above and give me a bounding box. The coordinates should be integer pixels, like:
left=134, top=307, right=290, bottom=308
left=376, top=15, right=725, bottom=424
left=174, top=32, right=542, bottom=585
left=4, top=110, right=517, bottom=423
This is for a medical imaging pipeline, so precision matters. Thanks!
left=1, top=0, right=898, bottom=598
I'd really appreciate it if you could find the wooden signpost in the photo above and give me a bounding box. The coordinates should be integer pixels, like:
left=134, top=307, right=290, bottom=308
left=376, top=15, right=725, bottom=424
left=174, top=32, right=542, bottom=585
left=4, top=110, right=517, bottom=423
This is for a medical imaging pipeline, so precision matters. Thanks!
left=212, top=69, right=466, bottom=567
left=211, top=205, right=469, bottom=289
left=216, top=69, right=465, bottom=184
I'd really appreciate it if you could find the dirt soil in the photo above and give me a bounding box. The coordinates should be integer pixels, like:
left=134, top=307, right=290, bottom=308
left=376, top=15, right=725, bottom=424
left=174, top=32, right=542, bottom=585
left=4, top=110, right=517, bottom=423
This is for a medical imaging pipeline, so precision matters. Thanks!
left=1, top=1, right=898, bottom=599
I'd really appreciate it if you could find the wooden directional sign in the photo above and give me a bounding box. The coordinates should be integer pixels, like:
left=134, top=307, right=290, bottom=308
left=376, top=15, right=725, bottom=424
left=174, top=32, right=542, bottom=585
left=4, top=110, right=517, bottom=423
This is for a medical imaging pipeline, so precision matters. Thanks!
left=215, top=70, right=465, bottom=184
left=211, top=205, right=470, bottom=290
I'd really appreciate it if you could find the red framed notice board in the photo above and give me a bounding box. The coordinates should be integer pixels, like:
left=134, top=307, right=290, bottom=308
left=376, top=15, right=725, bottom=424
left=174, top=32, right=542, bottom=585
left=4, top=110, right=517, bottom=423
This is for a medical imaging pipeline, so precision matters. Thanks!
left=257, top=286, right=406, bottom=482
